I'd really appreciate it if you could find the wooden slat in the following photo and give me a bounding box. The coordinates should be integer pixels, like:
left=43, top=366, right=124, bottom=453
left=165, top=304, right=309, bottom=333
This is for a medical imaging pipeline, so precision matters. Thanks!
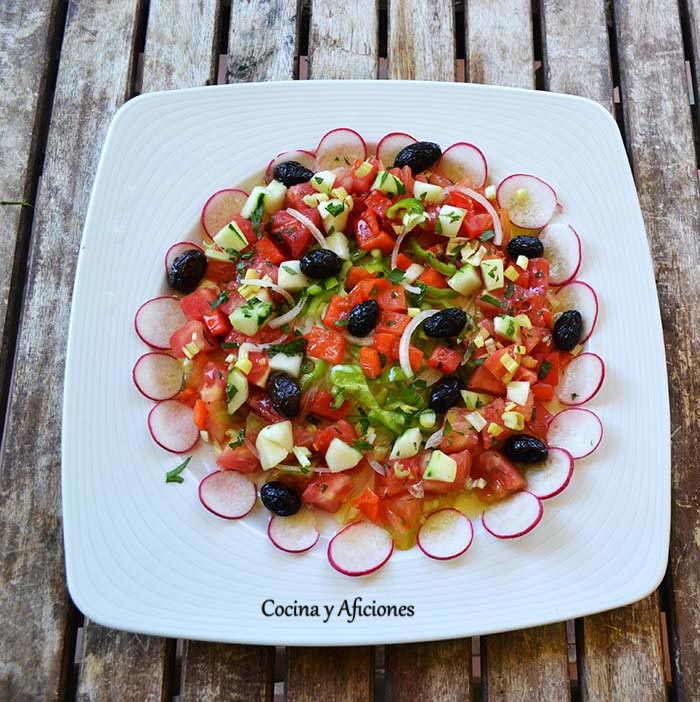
left=388, top=0, right=455, bottom=81
left=180, top=643, right=274, bottom=701
left=227, top=0, right=298, bottom=82
left=0, top=0, right=144, bottom=699
left=308, top=0, right=379, bottom=79
left=465, top=0, right=534, bottom=88
left=141, top=0, right=221, bottom=93
left=482, top=624, right=571, bottom=702
left=385, top=640, right=471, bottom=701
left=286, top=647, right=374, bottom=702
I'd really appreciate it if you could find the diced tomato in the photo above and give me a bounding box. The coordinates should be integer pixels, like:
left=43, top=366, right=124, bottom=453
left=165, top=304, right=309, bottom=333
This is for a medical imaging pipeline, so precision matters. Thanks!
left=363, top=190, right=393, bottom=218
left=313, top=419, right=357, bottom=454
left=479, top=398, right=515, bottom=450
left=175, top=387, right=198, bottom=407
left=205, top=260, right=238, bottom=284
left=302, top=473, right=354, bottom=513
left=354, top=211, right=396, bottom=254
left=417, top=267, right=447, bottom=288
left=373, top=333, right=400, bottom=361
left=467, top=364, right=506, bottom=396
left=304, top=326, right=347, bottom=364
left=395, top=253, right=414, bottom=271
left=246, top=388, right=284, bottom=423
left=376, top=310, right=410, bottom=335
left=352, top=487, right=381, bottom=523
left=216, top=287, right=247, bottom=316
left=348, top=277, right=391, bottom=307
left=388, top=167, right=413, bottom=198
left=471, top=450, right=526, bottom=502
left=203, top=399, right=232, bottom=443
left=513, top=366, right=538, bottom=384
left=247, top=351, right=271, bottom=388
left=527, top=401, right=553, bottom=440
left=271, top=207, right=322, bottom=258
left=285, top=182, right=317, bottom=210
left=440, top=409, right=481, bottom=454
left=216, top=444, right=259, bottom=473
left=380, top=494, right=423, bottom=544
left=180, top=287, right=219, bottom=321
left=409, top=345, right=424, bottom=373
left=427, top=345, right=463, bottom=373
left=202, top=310, right=231, bottom=337
left=376, top=455, right=425, bottom=498
left=293, top=425, right=316, bottom=449
left=532, top=383, right=554, bottom=401
left=448, top=189, right=477, bottom=212
left=230, top=215, right=257, bottom=246
left=322, top=294, right=353, bottom=329
left=248, top=252, right=279, bottom=285
left=170, top=320, right=218, bottom=358
left=193, top=399, right=208, bottom=429
left=537, top=351, right=560, bottom=385
left=377, top=284, right=407, bottom=311
left=483, top=345, right=520, bottom=382
left=345, top=265, right=373, bottom=290
left=256, top=235, right=287, bottom=265
left=199, top=361, right=228, bottom=403
left=528, top=257, right=550, bottom=289
left=308, top=390, right=351, bottom=420
left=421, top=449, right=471, bottom=494
left=521, top=326, right=550, bottom=354
left=540, top=308, right=553, bottom=328
left=351, top=158, right=380, bottom=194
left=463, top=213, right=494, bottom=239
left=359, top=346, right=382, bottom=379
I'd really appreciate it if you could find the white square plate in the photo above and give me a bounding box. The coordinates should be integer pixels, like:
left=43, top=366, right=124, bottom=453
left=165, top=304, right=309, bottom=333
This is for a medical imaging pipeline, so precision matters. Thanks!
left=62, top=80, right=670, bottom=645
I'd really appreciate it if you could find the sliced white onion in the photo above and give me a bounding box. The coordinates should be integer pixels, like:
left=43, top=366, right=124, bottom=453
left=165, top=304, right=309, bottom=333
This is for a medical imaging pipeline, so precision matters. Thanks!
left=399, top=309, right=438, bottom=378
left=416, top=368, right=443, bottom=386
left=425, top=428, right=444, bottom=449
left=390, top=230, right=408, bottom=270
left=241, top=279, right=294, bottom=306
left=287, top=208, right=330, bottom=249
left=407, top=481, right=425, bottom=499
left=453, top=186, right=503, bottom=246
left=269, top=295, right=306, bottom=328
left=402, top=281, right=423, bottom=294
left=368, top=457, right=388, bottom=476
left=238, top=336, right=288, bottom=353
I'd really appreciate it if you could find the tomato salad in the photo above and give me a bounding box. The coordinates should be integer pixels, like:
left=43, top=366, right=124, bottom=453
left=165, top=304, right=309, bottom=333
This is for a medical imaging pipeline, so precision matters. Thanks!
left=133, top=129, right=605, bottom=576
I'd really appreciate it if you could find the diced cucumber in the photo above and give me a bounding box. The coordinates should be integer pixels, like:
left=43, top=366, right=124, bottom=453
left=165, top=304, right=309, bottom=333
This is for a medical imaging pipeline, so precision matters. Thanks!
left=389, top=427, right=422, bottom=460
left=372, top=170, right=405, bottom=195
left=263, top=179, right=287, bottom=214
left=307, top=283, right=324, bottom=296
left=318, top=198, right=350, bottom=234
left=502, top=411, right=525, bottom=430
left=229, top=298, right=273, bottom=336
left=460, top=390, right=493, bottom=410
left=413, top=181, right=446, bottom=203
left=404, top=263, right=425, bottom=283
left=325, top=231, right=351, bottom=260
left=436, top=205, right=467, bottom=238
left=311, top=170, right=336, bottom=194
left=214, top=220, right=249, bottom=252
left=278, top=260, right=310, bottom=291
left=240, top=186, right=268, bottom=219
left=256, top=420, right=294, bottom=470
left=354, top=160, right=373, bottom=178
left=269, top=353, right=304, bottom=377
left=480, top=258, right=504, bottom=291
left=506, top=381, right=530, bottom=406
left=419, top=409, right=436, bottom=429
left=447, top=264, right=482, bottom=296
left=325, top=438, right=363, bottom=472
left=494, top=314, right=520, bottom=341
left=226, top=368, right=249, bottom=414
left=302, top=192, right=329, bottom=207
left=423, top=450, right=457, bottom=482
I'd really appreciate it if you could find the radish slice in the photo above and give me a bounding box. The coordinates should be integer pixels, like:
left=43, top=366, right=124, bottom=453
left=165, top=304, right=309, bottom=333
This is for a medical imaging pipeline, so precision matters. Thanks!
left=538, top=223, right=581, bottom=286
left=165, top=242, right=204, bottom=274
left=554, top=281, right=599, bottom=342
left=316, top=128, right=367, bottom=170
left=482, top=491, right=543, bottom=539
left=198, top=471, right=257, bottom=520
left=556, top=353, right=605, bottom=406
left=417, top=508, right=474, bottom=560
left=201, top=189, right=249, bottom=238
left=376, top=132, right=417, bottom=167
left=327, top=521, right=394, bottom=577
left=524, top=448, right=574, bottom=499
left=266, top=149, right=317, bottom=180
left=268, top=510, right=320, bottom=553
left=134, top=297, right=187, bottom=350
left=496, top=174, right=557, bottom=229
left=132, top=353, right=183, bottom=401
left=547, top=408, right=603, bottom=460
left=437, top=142, right=488, bottom=188
left=148, top=400, right=199, bottom=454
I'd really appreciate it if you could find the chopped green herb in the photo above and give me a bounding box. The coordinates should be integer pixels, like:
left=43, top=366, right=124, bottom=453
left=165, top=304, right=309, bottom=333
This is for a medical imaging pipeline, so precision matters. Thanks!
left=326, top=202, right=345, bottom=216
left=481, top=293, right=503, bottom=308
left=538, top=360, right=553, bottom=380
left=504, top=281, right=514, bottom=299
left=353, top=439, right=373, bottom=452
left=268, top=338, right=308, bottom=356
left=250, top=193, right=266, bottom=239
left=221, top=341, right=240, bottom=349
left=334, top=319, right=349, bottom=327
left=210, top=289, right=231, bottom=310
left=228, top=427, right=246, bottom=449
left=479, top=229, right=495, bottom=242
left=387, top=268, right=405, bottom=284
left=165, top=456, right=191, bottom=484
left=226, top=383, right=238, bottom=403
left=281, top=265, right=297, bottom=276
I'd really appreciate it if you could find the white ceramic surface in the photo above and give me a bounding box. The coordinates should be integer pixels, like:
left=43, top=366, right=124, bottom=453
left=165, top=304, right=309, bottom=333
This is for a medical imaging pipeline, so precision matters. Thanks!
left=62, top=80, right=670, bottom=645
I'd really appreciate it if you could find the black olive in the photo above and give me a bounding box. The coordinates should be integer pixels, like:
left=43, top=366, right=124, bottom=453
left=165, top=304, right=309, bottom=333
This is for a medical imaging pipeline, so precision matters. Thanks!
left=300, top=249, right=343, bottom=279
left=273, top=160, right=315, bottom=187
left=506, top=235, right=545, bottom=260
left=423, top=308, right=467, bottom=338
left=503, top=434, right=549, bottom=464
left=347, top=300, right=380, bottom=337
left=168, top=249, right=208, bottom=293
left=260, top=481, right=302, bottom=516
left=553, top=310, right=583, bottom=351
left=429, top=377, right=464, bottom=414
left=266, top=372, right=301, bottom=418
left=393, top=141, right=442, bottom=173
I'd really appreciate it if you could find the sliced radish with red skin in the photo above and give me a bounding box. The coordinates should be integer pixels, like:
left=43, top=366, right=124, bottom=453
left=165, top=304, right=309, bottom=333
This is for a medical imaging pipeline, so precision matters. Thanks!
left=148, top=400, right=199, bottom=454
left=265, top=149, right=317, bottom=180
left=315, top=128, right=367, bottom=171
left=417, top=508, right=474, bottom=560
left=199, top=471, right=257, bottom=520
left=497, top=174, right=558, bottom=229
left=436, top=142, right=488, bottom=188
left=327, top=521, right=394, bottom=577
left=268, top=510, right=320, bottom=553
left=555, top=280, right=599, bottom=342
left=135, top=297, right=187, bottom=350
left=200, top=188, right=249, bottom=238
left=132, top=353, right=183, bottom=401
left=547, top=408, right=603, bottom=460
left=164, top=242, right=204, bottom=273
left=556, top=353, right=605, bottom=406
left=481, top=491, right=544, bottom=539
left=376, top=132, right=416, bottom=167
left=538, top=223, right=581, bottom=286
left=524, top=448, right=574, bottom=500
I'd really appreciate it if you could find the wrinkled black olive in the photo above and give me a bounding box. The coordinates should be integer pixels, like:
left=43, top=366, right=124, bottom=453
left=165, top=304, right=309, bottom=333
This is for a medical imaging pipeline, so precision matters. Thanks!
left=266, top=372, right=301, bottom=418
left=300, top=249, right=343, bottom=279
left=503, top=434, right=549, bottom=464
left=429, top=377, right=465, bottom=414
left=260, top=481, right=302, bottom=516
left=347, top=300, right=380, bottom=337
left=423, top=308, right=467, bottom=338
left=273, top=160, right=315, bottom=187
left=168, top=249, right=208, bottom=293
left=553, top=310, right=583, bottom=351
left=506, top=235, right=544, bottom=260
left=393, top=141, right=442, bottom=173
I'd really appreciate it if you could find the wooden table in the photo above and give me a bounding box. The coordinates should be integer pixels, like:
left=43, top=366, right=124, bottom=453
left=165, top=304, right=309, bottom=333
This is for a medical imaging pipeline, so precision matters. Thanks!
left=1, top=0, right=697, bottom=699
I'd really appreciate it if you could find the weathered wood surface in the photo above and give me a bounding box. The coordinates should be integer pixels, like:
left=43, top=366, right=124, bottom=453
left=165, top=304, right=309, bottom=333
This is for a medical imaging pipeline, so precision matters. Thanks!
left=286, top=647, right=374, bottom=702
left=614, top=0, right=700, bottom=699
left=385, top=640, right=472, bottom=701
left=308, top=0, right=379, bottom=79
left=227, top=0, right=299, bottom=82
left=180, top=643, right=274, bottom=701
left=142, top=0, right=221, bottom=93
left=388, top=0, right=455, bottom=81
left=0, top=0, right=144, bottom=699
left=465, top=0, right=534, bottom=88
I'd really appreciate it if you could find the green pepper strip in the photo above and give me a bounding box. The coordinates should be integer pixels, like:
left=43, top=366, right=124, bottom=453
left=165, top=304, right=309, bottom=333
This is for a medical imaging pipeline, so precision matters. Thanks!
left=300, top=359, right=328, bottom=392
left=409, top=238, right=458, bottom=277
left=386, top=197, right=425, bottom=219
left=423, top=284, right=457, bottom=300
